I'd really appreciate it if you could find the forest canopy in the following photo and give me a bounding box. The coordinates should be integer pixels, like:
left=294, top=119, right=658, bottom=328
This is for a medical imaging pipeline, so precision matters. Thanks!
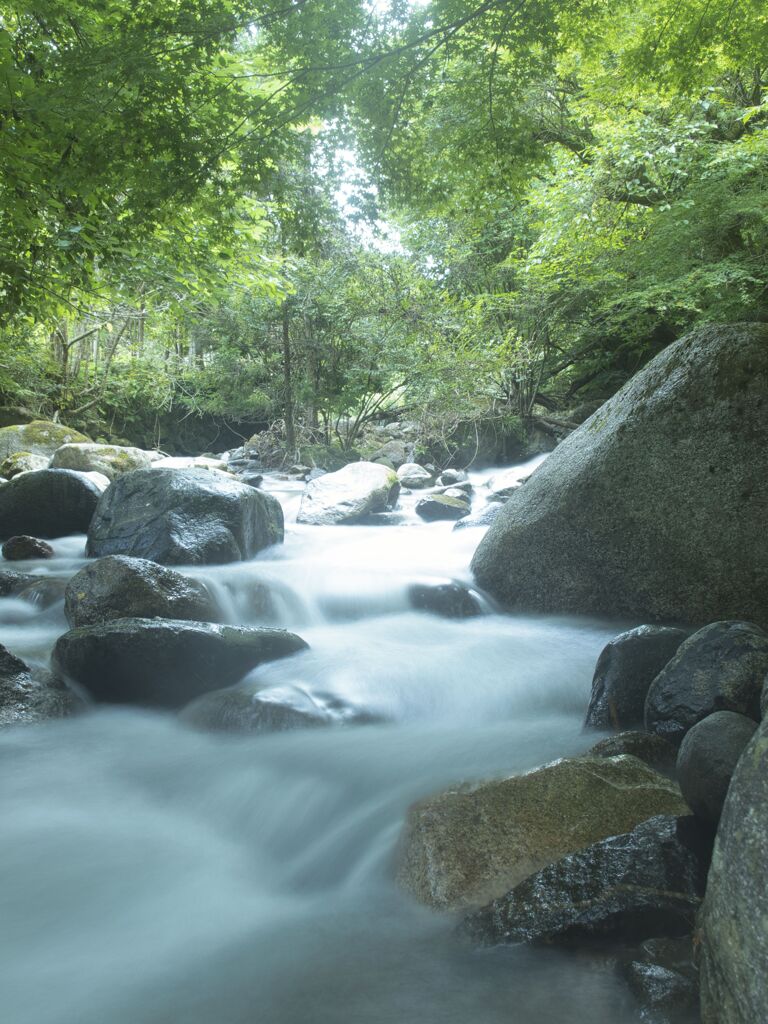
left=0, top=0, right=765, bottom=459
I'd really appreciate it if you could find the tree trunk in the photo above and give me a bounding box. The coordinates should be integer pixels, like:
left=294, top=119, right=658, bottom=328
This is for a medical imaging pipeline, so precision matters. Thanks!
left=282, top=302, right=296, bottom=455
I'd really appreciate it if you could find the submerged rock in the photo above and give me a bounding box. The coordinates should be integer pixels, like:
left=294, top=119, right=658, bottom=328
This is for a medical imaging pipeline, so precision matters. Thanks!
left=64, top=555, right=220, bottom=627
left=396, top=754, right=689, bottom=910
left=0, top=643, right=76, bottom=726
left=584, top=625, right=688, bottom=731
left=50, top=442, right=153, bottom=481
left=676, top=711, right=757, bottom=825
left=453, top=502, right=504, bottom=531
left=181, top=682, right=378, bottom=734
left=623, top=937, right=700, bottom=1024
left=699, top=715, right=768, bottom=1023
left=52, top=618, right=308, bottom=709
left=408, top=580, right=484, bottom=618
left=0, top=420, right=90, bottom=461
left=464, top=815, right=710, bottom=946
left=0, top=469, right=103, bottom=539
left=297, top=462, right=399, bottom=526
left=2, top=535, right=55, bottom=561
left=87, top=468, right=284, bottom=565
left=645, top=621, right=768, bottom=746
left=471, top=324, right=768, bottom=623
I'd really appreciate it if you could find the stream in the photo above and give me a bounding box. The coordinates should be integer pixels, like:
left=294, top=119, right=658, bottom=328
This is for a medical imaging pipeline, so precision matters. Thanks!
left=0, top=458, right=644, bottom=1023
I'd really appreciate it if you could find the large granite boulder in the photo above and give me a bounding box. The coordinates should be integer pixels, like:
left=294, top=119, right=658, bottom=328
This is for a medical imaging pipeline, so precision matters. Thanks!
left=181, top=682, right=378, bottom=734
left=585, top=625, right=688, bottom=731
left=0, top=420, right=90, bottom=461
left=64, top=555, right=219, bottom=627
left=676, top=711, right=758, bottom=825
left=471, top=324, right=768, bottom=623
left=50, top=443, right=153, bottom=481
left=645, top=621, right=768, bottom=747
left=700, top=716, right=768, bottom=1023
left=296, top=462, right=399, bottom=526
left=52, top=618, right=308, bottom=708
left=0, top=644, right=76, bottom=726
left=464, top=815, right=711, bottom=946
left=396, top=754, right=688, bottom=910
left=0, top=469, right=103, bottom=539
left=86, top=468, right=283, bottom=564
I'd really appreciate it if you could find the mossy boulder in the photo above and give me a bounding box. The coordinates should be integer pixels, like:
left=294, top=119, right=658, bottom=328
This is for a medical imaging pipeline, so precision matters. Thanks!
left=0, top=452, right=50, bottom=479
left=396, top=754, right=689, bottom=910
left=64, top=555, right=220, bottom=627
left=50, top=443, right=153, bottom=481
left=0, top=421, right=90, bottom=461
left=52, top=618, right=308, bottom=708
left=471, top=324, right=768, bottom=624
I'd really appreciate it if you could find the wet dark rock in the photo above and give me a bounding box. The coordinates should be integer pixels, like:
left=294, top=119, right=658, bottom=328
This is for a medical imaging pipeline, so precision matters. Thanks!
left=622, top=937, right=699, bottom=1024
left=463, top=816, right=711, bottom=946
left=408, top=580, right=484, bottom=618
left=2, top=535, right=55, bottom=561
left=240, top=473, right=263, bottom=488
left=676, top=711, right=757, bottom=825
left=87, top=468, right=284, bottom=565
left=0, top=643, right=77, bottom=726
left=587, top=731, right=678, bottom=776
left=435, top=480, right=472, bottom=496
left=65, top=555, right=220, bottom=628
left=585, top=626, right=688, bottom=731
left=453, top=502, right=504, bottom=531
left=0, top=469, right=103, bottom=539
left=471, top=324, right=768, bottom=623
left=437, top=469, right=468, bottom=486
left=762, top=674, right=768, bottom=719
left=415, top=493, right=470, bottom=522
left=181, top=682, right=380, bottom=734
left=645, top=621, right=768, bottom=747
left=0, top=569, right=37, bottom=596
left=52, top=618, right=308, bottom=709
left=16, top=577, right=67, bottom=609
left=700, top=715, right=768, bottom=1023
left=397, top=755, right=688, bottom=911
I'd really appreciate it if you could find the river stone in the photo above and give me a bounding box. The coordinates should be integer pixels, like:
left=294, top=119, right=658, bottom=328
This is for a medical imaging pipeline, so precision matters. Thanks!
left=676, top=711, right=757, bottom=825
left=408, top=580, right=484, bottom=618
left=64, top=555, right=220, bottom=627
left=623, top=937, right=699, bottom=1024
left=0, top=469, right=103, bottom=539
left=0, top=452, right=49, bottom=479
left=397, top=463, right=433, bottom=488
left=181, top=682, right=377, bottom=734
left=16, top=577, right=67, bottom=609
left=152, top=455, right=229, bottom=472
left=2, top=535, right=55, bottom=561
left=52, top=618, right=308, bottom=708
left=586, top=731, right=678, bottom=776
left=369, top=440, right=409, bottom=469
left=0, top=421, right=90, bottom=461
left=438, top=469, right=468, bottom=486
left=463, top=815, right=710, bottom=946
left=50, top=442, right=153, bottom=481
left=645, top=621, right=768, bottom=747
left=415, top=494, right=470, bottom=522
left=0, top=569, right=37, bottom=596
left=585, top=625, right=688, bottom=731
left=453, top=502, right=504, bottom=531
left=699, top=715, right=768, bottom=1023
left=297, top=462, right=399, bottom=526
left=471, top=324, right=768, bottom=623
left=396, top=754, right=689, bottom=910
left=86, top=468, right=284, bottom=565
left=0, top=643, right=76, bottom=726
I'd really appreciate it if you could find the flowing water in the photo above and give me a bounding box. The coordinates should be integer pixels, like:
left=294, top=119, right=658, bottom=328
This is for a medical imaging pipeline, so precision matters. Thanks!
left=0, top=458, right=645, bottom=1023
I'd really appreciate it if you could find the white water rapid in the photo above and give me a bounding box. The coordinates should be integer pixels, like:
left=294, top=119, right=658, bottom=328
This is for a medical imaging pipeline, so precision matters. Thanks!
left=0, top=458, right=644, bottom=1023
